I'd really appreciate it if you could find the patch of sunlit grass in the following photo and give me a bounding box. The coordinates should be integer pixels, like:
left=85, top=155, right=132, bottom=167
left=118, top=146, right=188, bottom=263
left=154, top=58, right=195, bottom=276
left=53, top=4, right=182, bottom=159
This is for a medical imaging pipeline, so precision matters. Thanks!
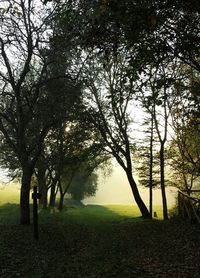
left=0, top=185, right=170, bottom=225
left=105, top=204, right=141, bottom=217
left=38, top=204, right=166, bottom=227
left=39, top=204, right=130, bottom=226
left=104, top=204, right=165, bottom=220
left=0, top=189, right=19, bottom=205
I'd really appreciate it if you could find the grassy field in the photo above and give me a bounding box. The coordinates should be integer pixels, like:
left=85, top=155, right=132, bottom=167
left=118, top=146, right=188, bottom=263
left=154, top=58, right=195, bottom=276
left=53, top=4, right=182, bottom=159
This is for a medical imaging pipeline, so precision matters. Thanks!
left=0, top=187, right=20, bottom=205
left=0, top=194, right=200, bottom=277
left=0, top=202, right=163, bottom=225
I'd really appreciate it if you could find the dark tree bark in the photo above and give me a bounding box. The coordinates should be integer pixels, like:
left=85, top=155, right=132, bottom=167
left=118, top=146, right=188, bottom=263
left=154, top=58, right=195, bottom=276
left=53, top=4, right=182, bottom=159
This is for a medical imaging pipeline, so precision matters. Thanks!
left=126, top=171, right=151, bottom=219
left=58, top=193, right=64, bottom=211
left=149, top=116, right=154, bottom=218
left=20, top=168, right=32, bottom=224
left=49, top=177, right=58, bottom=207
left=37, top=166, right=48, bottom=209
left=114, top=139, right=151, bottom=219
left=160, top=143, right=168, bottom=220
left=58, top=180, right=64, bottom=210
left=41, top=186, right=48, bottom=209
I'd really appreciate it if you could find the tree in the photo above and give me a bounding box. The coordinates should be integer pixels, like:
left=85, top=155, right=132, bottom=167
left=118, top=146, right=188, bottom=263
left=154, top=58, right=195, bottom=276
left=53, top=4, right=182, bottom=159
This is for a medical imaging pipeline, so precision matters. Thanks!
left=157, top=0, right=200, bottom=72
left=136, top=61, right=180, bottom=220
left=135, top=116, right=160, bottom=218
left=169, top=67, right=200, bottom=193
left=48, top=0, right=200, bottom=219
left=168, top=130, right=200, bottom=194
left=57, top=132, right=109, bottom=210
left=68, top=171, right=98, bottom=202
left=35, top=151, right=51, bottom=209
left=0, top=0, right=78, bottom=224
left=33, top=102, right=109, bottom=210
left=80, top=48, right=151, bottom=219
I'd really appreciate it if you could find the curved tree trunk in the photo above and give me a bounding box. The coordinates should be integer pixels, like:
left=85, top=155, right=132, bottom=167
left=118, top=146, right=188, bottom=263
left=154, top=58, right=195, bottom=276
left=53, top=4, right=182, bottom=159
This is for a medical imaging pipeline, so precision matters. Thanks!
left=20, top=168, right=32, bottom=225
left=126, top=171, right=151, bottom=219
left=113, top=140, right=151, bottom=219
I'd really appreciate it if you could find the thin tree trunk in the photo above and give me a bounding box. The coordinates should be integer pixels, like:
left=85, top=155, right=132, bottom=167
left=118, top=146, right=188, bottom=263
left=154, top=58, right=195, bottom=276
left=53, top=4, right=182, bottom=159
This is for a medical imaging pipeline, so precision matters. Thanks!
left=149, top=186, right=153, bottom=218
left=149, top=116, right=154, bottom=218
left=160, top=143, right=168, bottom=220
left=20, top=168, right=32, bottom=225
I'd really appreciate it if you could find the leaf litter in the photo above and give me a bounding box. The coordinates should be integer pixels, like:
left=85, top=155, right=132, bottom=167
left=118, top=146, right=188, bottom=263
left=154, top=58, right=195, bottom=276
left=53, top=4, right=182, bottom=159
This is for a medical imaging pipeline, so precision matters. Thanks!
left=0, top=218, right=200, bottom=277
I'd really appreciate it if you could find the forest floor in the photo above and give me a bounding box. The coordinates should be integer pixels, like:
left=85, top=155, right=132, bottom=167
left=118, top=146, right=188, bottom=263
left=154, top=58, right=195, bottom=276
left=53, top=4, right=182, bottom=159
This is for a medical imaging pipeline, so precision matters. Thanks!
left=0, top=203, right=200, bottom=278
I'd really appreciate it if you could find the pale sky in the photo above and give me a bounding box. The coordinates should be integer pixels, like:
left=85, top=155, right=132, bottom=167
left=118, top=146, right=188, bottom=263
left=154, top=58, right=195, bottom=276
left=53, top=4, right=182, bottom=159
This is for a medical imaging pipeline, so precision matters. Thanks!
left=0, top=163, right=177, bottom=207
left=84, top=162, right=177, bottom=207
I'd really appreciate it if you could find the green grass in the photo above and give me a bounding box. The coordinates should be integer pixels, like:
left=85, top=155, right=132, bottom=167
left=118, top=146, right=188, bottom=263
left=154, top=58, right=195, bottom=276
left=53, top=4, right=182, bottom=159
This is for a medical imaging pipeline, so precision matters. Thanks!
left=0, top=186, right=164, bottom=225
left=0, top=202, right=163, bottom=226
left=0, top=199, right=200, bottom=277
left=0, top=188, right=20, bottom=205
left=39, top=204, right=141, bottom=228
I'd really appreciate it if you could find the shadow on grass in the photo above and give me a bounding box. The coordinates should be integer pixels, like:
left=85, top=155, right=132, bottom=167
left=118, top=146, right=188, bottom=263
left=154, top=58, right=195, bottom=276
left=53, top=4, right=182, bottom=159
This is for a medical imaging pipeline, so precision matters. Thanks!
left=0, top=202, right=146, bottom=226
left=0, top=203, right=20, bottom=225
left=1, top=204, right=185, bottom=278
left=38, top=204, right=142, bottom=227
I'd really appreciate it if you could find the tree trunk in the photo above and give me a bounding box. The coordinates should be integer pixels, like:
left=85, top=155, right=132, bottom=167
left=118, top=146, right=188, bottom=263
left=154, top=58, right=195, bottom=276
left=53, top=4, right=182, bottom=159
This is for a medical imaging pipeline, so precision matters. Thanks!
left=57, top=178, right=64, bottom=210
left=160, top=143, right=168, bottom=220
left=114, top=141, right=151, bottom=219
left=149, top=116, right=154, bottom=218
left=58, top=193, right=64, bottom=210
left=20, top=168, right=32, bottom=225
left=126, top=171, right=151, bottom=219
left=49, top=179, right=57, bottom=207
left=149, top=182, right=153, bottom=218
left=41, top=186, right=48, bottom=209
left=37, top=167, right=47, bottom=209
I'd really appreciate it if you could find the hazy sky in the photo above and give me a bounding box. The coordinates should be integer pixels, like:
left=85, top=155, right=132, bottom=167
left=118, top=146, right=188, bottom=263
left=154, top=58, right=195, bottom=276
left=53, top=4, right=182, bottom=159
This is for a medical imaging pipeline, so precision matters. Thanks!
left=84, top=162, right=177, bottom=207
left=0, top=163, right=177, bottom=207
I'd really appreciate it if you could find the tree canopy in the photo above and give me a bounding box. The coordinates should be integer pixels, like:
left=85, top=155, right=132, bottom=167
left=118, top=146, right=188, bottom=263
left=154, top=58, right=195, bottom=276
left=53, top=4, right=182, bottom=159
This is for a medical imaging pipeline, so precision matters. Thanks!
left=0, top=0, right=200, bottom=223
